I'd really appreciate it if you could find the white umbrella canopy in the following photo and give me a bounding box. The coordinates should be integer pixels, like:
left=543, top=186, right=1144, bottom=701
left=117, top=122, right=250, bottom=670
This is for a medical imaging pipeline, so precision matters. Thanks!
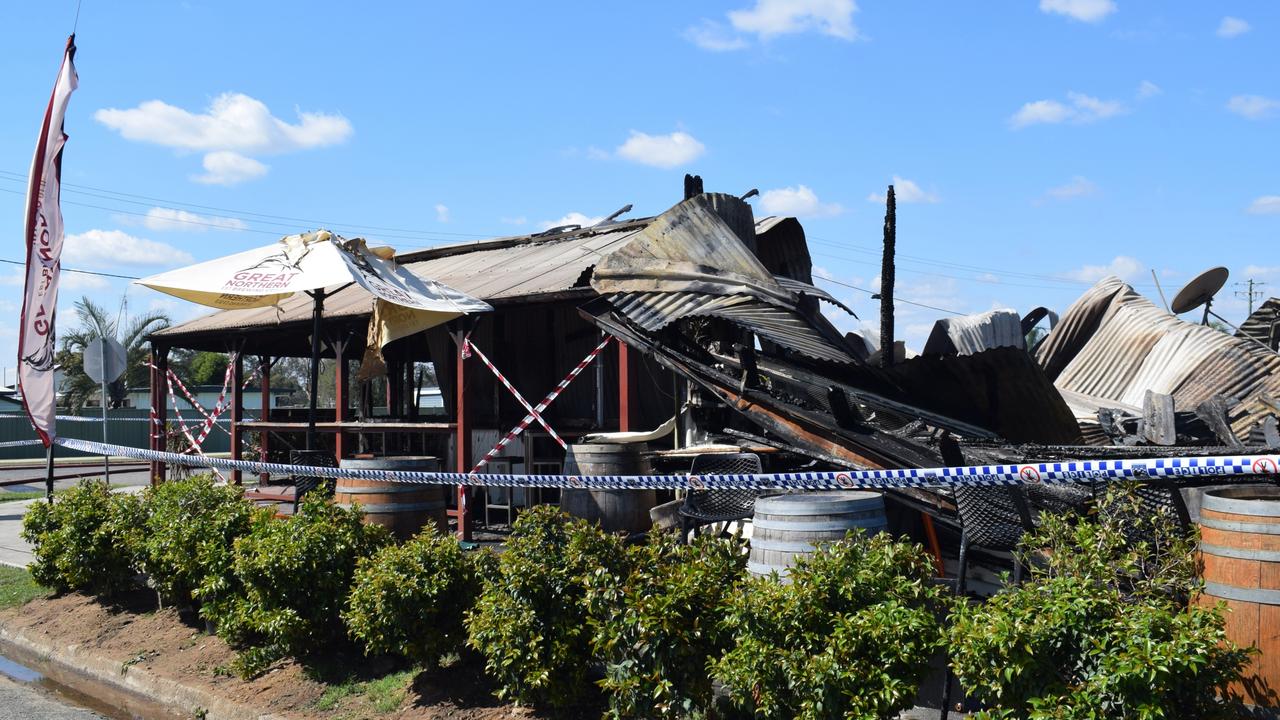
left=135, top=229, right=491, bottom=318
left=136, top=229, right=492, bottom=450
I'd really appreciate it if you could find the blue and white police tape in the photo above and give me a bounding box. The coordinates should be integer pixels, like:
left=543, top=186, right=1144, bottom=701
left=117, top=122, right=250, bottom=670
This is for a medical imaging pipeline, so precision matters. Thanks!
left=0, top=439, right=45, bottom=449
left=49, top=437, right=1280, bottom=492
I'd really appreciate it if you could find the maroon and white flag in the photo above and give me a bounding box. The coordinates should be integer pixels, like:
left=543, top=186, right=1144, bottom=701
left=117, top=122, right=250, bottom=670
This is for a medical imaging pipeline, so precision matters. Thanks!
left=19, top=36, right=78, bottom=446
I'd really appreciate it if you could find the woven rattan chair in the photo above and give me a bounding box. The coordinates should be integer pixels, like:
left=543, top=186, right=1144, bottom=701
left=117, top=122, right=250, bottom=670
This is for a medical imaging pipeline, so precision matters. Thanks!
left=679, top=453, right=761, bottom=543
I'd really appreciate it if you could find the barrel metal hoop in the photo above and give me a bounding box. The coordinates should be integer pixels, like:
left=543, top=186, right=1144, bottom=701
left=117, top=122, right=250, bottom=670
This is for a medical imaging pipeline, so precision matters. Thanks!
left=1202, top=492, right=1280, bottom=517
left=751, top=533, right=884, bottom=553
left=753, top=518, right=885, bottom=533
left=337, top=501, right=447, bottom=513
left=1203, top=581, right=1280, bottom=606
left=747, top=561, right=790, bottom=576
left=755, top=497, right=885, bottom=516
left=336, top=485, right=438, bottom=495
left=1200, top=543, right=1280, bottom=562
left=1200, top=517, right=1280, bottom=535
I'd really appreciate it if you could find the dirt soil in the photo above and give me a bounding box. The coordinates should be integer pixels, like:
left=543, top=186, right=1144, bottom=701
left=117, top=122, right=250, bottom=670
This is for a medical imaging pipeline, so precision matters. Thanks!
left=0, top=593, right=539, bottom=719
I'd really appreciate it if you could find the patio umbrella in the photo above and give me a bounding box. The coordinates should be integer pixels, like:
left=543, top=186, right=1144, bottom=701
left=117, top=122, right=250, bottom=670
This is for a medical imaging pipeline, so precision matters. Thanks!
left=136, top=229, right=491, bottom=450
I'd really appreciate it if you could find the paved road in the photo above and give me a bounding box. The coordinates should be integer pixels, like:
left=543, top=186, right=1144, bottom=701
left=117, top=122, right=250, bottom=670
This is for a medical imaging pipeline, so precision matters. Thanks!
left=0, top=674, right=106, bottom=720
left=0, top=472, right=149, bottom=568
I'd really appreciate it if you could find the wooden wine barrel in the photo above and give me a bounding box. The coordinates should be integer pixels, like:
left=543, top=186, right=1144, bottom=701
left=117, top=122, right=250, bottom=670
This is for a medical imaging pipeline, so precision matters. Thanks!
left=337, top=456, right=447, bottom=540
left=560, top=443, right=656, bottom=533
left=749, top=491, right=887, bottom=578
left=1199, top=485, right=1280, bottom=710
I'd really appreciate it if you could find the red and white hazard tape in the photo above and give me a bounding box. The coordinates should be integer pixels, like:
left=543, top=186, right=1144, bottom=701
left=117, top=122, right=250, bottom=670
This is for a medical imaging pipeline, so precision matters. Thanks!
left=471, top=335, right=614, bottom=473
left=464, top=339, right=566, bottom=449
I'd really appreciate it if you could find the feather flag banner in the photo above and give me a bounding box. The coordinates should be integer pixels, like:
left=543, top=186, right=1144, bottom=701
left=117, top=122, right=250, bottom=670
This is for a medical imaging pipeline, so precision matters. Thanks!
left=19, top=35, right=79, bottom=446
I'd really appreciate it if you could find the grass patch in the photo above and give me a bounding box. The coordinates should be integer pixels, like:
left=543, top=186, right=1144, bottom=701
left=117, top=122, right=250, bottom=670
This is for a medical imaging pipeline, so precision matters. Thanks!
left=0, top=483, right=123, bottom=503
left=0, top=565, right=47, bottom=609
left=314, top=667, right=416, bottom=714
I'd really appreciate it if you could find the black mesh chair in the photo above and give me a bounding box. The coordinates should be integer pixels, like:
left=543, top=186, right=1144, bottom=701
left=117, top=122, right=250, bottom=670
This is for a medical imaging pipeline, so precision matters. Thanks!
left=679, top=453, right=761, bottom=542
left=941, top=485, right=1036, bottom=719
left=290, top=449, right=338, bottom=514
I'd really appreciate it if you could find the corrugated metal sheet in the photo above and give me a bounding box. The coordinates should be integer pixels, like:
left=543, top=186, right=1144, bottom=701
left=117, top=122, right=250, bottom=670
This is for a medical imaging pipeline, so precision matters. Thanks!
left=606, top=292, right=855, bottom=364
left=1238, top=297, right=1280, bottom=349
left=1036, top=277, right=1280, bottom=439
left=921, top=309, right=1024, bottom=356
left=156, top=223, right=647, bottom=337
left=594, top=194, right=857, bottom=364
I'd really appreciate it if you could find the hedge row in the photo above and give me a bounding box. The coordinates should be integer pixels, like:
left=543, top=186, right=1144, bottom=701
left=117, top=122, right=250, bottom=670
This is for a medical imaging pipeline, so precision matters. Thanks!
left=20, top=478, right=1253, bottom=719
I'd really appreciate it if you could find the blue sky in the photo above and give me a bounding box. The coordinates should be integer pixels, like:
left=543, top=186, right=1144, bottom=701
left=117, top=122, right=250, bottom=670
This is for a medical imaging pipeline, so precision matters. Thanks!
left=2, top=0, right=1277, bottom=376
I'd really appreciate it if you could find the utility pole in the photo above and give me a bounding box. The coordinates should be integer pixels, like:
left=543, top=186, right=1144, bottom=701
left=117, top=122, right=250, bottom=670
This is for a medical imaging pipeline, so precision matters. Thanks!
left=1235, top=279, right=1266, bottom=315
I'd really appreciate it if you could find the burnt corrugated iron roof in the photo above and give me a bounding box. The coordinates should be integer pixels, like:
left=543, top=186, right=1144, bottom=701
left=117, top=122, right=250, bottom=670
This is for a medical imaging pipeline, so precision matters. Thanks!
left=592, top=194, right=858, bottom=364
left=1036, top=276, right=1280, bottom=439
left=1238, top=297, right=1280, bottom=349
left=606, top=291, right=856, bottom=364
left=155, top=221, right=649, bottom=338
left=921, top=309, right=1024, bottom=356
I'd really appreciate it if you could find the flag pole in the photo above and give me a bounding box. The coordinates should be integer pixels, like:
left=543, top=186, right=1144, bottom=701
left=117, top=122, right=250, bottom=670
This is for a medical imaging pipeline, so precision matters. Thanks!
left=45, top=444, right=55, bottom=502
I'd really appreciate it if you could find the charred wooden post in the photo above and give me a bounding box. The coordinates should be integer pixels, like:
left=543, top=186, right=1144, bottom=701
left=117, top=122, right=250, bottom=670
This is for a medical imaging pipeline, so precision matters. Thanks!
left=334, top=339, right=349, bottom=462
left=230, top=352, right=244, bottom=485
left=258, top=357, right=272, bottom=484
left=879, top=185, right=896, bottom=367
left=1195, top=395, right=1243, bottom=448
left=154, top=345, right=169, bottom=484
left=683, top=173, right=703, bottom=200
left=1141, top=390, right=1177, bottom=446
left=451, top=328, right=473, bottom=541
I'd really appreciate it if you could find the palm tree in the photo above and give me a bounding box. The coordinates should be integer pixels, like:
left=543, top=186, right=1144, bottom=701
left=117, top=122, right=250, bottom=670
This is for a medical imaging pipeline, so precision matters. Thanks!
left=58, top=297, right=169, bottom=411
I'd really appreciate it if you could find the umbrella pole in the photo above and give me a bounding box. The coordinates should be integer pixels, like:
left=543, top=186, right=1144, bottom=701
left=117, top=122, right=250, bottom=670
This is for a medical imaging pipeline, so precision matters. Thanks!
left=306, top=289, right=325, bottom=451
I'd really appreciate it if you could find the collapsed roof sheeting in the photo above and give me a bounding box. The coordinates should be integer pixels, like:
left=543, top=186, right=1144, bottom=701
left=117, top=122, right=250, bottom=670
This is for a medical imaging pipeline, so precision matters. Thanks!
left=921, top=309, right=1024, bottom=357
left=1036, top=277, right=1280, bottom=440
left=1238, top=297, right=1280, bottom=349
left=592, top=194, right=858, bottom=363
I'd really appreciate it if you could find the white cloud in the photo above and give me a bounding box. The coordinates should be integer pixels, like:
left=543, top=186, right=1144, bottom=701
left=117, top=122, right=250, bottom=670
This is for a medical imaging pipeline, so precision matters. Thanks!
left=683, top=20, right=749, bottom=51
left=1243, top=265, right=1280, bottom=277
left=64, top=229, right=194, bottom=268
left=615, top=130, right=706, bottom=169
left=1039, top=176, right=1098, bottom=202
left=95, top=92, right=352, bottom=154
left=867, top=176, right=939, bottom=204
left=758, top=185, right=844, bottom=217
left=1247, top=196, right=1280, bottom=215
left=1136, top=80, right=1162, bottom=99
left=1227, top=95, right=1280, bottom=120
left=96, top=93, right=351, bottom=186
left=539, top=212, right=604, bottom=231
left=686, top=0, right=857, bottom=51
left=1010, top=92, right=1126, bottom=128
left=1039, top=0, right=1116, bottom=23
left=1062, top=255, right=1143, bottom=283
left=192, top=151, right=269, bottom=186
left=435, top=204, right=450, bottom=223
left=143, top=207, right=246, bottom=232
left=1217, top=16, right=1250, bottom=38
left=728, top=0, right=859, bottom=40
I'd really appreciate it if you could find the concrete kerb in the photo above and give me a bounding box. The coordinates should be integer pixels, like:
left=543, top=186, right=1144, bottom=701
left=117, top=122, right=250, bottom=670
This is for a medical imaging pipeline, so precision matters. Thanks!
left=0, top=621, right=286, bottom=720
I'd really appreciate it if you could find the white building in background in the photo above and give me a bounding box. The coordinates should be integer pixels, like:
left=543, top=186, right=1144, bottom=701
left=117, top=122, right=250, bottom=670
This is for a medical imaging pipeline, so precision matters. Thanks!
left=122, top=385, right=293, bottom=413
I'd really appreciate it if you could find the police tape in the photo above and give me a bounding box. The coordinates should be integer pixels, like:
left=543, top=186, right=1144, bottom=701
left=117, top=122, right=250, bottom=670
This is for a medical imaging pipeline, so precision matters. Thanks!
left=48, top=437, right=1280, bottom=491
left=0, top=414, right=235, bottom=423
left=0, top=439, right=45, bottom=449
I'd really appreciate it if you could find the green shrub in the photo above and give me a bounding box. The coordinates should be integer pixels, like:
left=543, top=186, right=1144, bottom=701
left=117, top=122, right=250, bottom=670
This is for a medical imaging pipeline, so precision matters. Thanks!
left=466, top=504, right=629, bottom=709
left=948, top=483, right=1252, bottom=719
left=21, top=481, right=146, bottom=597
left=137, top=475, right=254, bottom=610
left=713, top=533, right=943, bottom=720
left=344, top=526, right=478, bottom=667
left=205, top=495, right=391, bottom=677
left=586, top=533, right=746, bottom=719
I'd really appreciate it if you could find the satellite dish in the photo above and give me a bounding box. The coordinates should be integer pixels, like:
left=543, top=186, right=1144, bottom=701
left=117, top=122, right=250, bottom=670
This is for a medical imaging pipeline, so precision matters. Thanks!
left=1170, top=266, right=1229, bottom=322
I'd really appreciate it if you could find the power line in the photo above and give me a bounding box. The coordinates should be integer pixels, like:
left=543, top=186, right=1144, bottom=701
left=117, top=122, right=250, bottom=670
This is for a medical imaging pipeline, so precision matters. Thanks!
left=0, top=258, right=139, bottom=280
left=812, top=275, right=964, bottom=316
